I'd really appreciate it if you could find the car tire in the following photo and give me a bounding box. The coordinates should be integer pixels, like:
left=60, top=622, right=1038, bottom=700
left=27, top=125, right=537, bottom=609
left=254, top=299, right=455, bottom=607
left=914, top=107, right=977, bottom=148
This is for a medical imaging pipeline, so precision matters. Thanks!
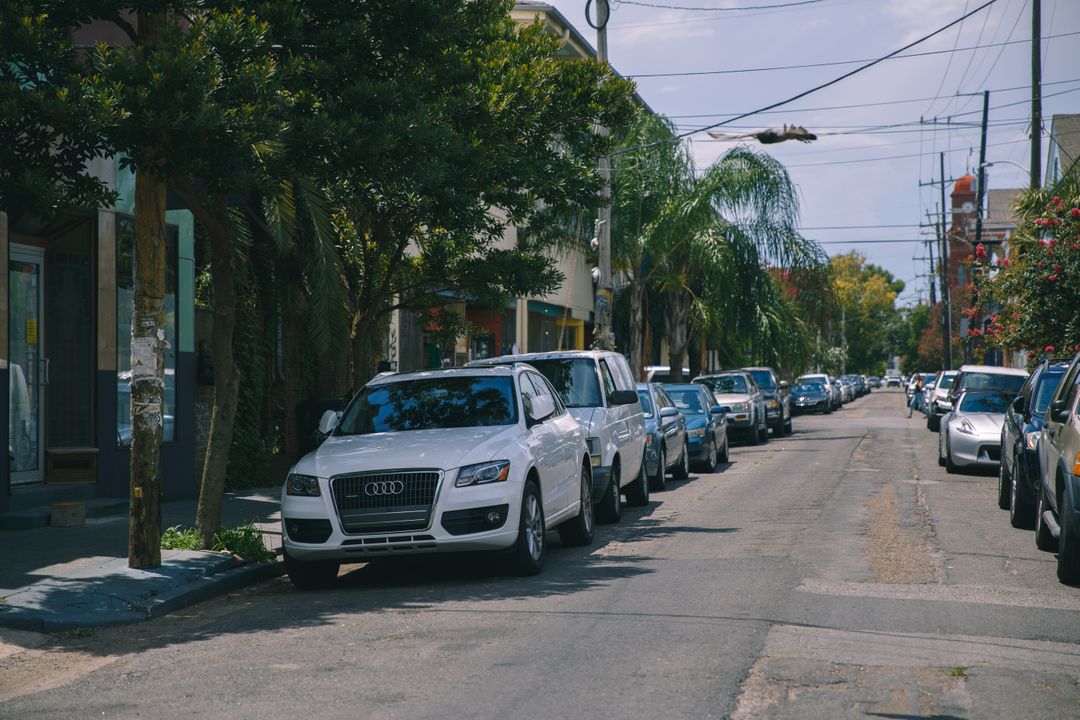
left=596, top=460, right=622, bottom=524
left=997, top=459, right=1011, bottom=510
left=284, top=551, right=340, bottom=591
left=1057, top=496, right=1080, bottom=585
left=508, top=481, right=546, bottom=575
left=649, top=446, right=667, bottom=492
left=701, top=439, right=718, bottom=473
left=757, top=419, right=769, bottom=443
left=784, top=416, right=793, bottom=435
left=771, top=419, right=785, bottom=438
left=625, top=458, right=650, bottom=507
left=1009, top=461, right=1035, bottom=530
left=927, top=413, right=940, bottom=432
left=1035, top=484, right=1058, bottom=552
left=673, top=442, right=690, bottom=479
left=944, top=434, right=958, bottom=474
left=824, top=403, right=833, bottom=415
left=559, top=465, right=595, bottom=547
left=719, top=435, right=730, bottom=463
left=937, top=431, right=947, bottom=467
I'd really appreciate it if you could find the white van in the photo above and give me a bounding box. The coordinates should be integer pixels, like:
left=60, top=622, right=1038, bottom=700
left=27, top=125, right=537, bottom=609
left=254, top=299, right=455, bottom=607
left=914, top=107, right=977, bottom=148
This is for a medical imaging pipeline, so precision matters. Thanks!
left=469, top=350, right=647, bottom=523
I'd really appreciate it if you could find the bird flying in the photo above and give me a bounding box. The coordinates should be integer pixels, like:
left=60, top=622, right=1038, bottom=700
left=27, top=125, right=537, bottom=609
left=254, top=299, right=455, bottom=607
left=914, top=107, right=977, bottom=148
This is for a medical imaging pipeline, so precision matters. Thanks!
left=706, top=125, right=817, bottom=144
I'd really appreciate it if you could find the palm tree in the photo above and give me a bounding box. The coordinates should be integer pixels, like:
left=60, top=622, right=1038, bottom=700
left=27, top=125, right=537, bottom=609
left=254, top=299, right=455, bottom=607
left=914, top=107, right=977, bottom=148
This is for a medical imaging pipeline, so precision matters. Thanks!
left=614, top=120, right=825, bottom=381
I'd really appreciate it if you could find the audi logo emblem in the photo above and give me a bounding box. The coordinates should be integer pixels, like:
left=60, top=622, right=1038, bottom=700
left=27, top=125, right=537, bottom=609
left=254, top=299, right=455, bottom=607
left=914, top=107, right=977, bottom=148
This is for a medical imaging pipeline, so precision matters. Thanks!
left=364, top=480, right=405, bottom=497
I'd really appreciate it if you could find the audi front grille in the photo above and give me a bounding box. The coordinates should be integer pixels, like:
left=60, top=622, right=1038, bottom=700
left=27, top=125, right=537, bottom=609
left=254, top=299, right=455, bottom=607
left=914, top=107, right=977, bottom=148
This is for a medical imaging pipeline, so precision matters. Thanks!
left=331, top=470, right=442, bottom=534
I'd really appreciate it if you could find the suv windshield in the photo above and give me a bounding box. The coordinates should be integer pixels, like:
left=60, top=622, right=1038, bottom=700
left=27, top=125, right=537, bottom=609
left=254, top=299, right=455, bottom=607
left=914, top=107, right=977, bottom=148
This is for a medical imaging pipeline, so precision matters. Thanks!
left=959, top=391, right=1012, bottom=414
left=746, top=370, right=774, bottom=390
left=336, top=376, right=517, bottom=434
left=697, top=375, right=748, bottom=394
left=792, top=383, right=823, bottom=395
left=525, top=358, right=602, bottom=408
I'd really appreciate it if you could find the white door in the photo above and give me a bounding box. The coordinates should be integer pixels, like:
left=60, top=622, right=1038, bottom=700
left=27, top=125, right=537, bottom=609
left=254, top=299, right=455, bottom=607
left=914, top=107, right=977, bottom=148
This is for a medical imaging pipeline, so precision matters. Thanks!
left=9, top=245, right=45, bottom=485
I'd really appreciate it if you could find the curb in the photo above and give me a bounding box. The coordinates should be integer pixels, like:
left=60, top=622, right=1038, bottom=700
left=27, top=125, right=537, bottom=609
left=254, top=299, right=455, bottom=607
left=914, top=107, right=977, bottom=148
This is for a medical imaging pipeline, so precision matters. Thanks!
left=0, top=558, right=284, bottom=633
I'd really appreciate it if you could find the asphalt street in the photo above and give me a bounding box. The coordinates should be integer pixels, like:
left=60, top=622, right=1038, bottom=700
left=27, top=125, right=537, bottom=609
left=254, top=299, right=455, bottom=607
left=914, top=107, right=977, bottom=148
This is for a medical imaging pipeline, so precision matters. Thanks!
left=2, top=388, right=1079, bottom=719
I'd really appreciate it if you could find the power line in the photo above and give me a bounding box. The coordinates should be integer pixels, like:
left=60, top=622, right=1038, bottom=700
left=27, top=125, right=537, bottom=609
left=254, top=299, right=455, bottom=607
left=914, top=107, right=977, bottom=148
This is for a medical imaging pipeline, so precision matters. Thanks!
left=626, top=26, right=1077, bottom=79
left=800, top=224, right=924, bottom=230
left=662, top=77, right=1080, bottom=119
left=615, top=0, right=825, bottom=10
left=655, top=0, right=1000, bottom=149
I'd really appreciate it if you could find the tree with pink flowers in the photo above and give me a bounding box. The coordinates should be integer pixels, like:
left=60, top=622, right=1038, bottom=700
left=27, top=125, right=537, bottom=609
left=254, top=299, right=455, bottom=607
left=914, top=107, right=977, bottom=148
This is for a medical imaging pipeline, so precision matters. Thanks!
left=968, top=171, right=1080, bottom=362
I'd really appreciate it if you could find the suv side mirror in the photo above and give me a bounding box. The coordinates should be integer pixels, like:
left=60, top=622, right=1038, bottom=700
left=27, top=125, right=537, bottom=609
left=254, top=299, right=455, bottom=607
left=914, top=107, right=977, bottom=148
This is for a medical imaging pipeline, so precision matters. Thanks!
left=709, top=405, right=725, bottom=416
left=527, top=394, right=555, bottom=423
left=1050, top=398, right=1069, bottom=423
left=1012, top=396, right=1025, bottom=413
left=659, top=407, right=679, bottom=419
left=318, top=410, right=341, bottom=435
left=779, top=380, right=789, bottom=389
left=608, top=389, right=639, bottom=406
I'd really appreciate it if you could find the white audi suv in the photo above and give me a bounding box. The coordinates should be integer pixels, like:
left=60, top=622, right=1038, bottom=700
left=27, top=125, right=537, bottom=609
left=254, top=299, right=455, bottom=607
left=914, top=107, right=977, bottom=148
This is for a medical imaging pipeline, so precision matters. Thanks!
left=280, top=365, right=594, bottom=589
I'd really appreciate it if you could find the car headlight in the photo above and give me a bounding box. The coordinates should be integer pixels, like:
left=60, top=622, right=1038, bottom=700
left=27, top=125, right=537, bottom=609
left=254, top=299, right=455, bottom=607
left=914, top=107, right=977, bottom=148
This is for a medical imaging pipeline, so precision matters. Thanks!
left=730, top=402, right=750, bottom=412
left=766, top=399, right=780, bottom=409
left=286, top=473, right=321, bottom=497
left=687, top=427, right=706, bottom=438
left=1025, top=431, right=1040, bottom=450
left=957, top=418, right=976, bottom=435
left=456, top=460, right=511, bottom=487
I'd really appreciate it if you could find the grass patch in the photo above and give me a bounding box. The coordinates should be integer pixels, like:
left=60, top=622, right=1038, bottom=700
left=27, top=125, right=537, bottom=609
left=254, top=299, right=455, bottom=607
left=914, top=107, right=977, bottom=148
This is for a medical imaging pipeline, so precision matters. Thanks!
left=161, top=521, right=274, bottom=563
left=947, top=666, right=968, bottom=678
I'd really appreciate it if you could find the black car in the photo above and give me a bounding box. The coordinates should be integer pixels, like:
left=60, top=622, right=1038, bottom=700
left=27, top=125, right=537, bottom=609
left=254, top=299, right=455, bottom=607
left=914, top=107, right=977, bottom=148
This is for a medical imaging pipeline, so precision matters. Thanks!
left=743, top=366, right=792, bottom=437
left=790, top=382, right=831, bottom=414
left=999, top=359, right=1068, bottom=528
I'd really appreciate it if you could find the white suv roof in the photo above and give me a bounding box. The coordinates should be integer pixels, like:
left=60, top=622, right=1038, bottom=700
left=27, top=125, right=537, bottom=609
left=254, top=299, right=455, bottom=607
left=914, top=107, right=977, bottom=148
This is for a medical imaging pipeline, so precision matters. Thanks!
left=469, top=350, right=618, bottom=365
left=957, top=364, right=1027, bottom=377
left=368, top=365, right=516, bottom=386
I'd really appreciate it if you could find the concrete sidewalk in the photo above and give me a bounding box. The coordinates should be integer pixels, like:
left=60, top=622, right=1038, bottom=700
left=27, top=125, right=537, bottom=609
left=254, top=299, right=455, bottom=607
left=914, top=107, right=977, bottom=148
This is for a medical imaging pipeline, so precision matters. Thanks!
left=0, top=489, right=284, bottom=632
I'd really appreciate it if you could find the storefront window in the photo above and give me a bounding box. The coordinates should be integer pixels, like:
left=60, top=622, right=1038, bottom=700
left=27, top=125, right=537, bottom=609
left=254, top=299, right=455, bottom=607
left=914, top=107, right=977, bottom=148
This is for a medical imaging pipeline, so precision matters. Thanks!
left=116, top=216, right=178, bottom=445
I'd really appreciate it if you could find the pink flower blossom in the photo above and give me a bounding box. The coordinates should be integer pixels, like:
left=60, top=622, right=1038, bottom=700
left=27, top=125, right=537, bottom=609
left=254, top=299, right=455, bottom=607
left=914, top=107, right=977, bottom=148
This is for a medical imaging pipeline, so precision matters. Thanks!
left=1072, top=208, right=1080, bottom=218
left=1046, top=345, right=1055, bottom=352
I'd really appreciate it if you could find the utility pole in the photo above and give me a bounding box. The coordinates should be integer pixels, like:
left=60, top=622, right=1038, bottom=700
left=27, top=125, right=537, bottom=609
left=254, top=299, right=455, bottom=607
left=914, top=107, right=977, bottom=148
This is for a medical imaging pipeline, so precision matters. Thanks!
left=1031, top=0, right=1042, bottom=189
left=592, top=0, right=614, bottom=349
left=939, top=153, right=953, bottom=370
left=926, top=239, right=937, bottom=306
left=973, top=90, right=990, bottom=249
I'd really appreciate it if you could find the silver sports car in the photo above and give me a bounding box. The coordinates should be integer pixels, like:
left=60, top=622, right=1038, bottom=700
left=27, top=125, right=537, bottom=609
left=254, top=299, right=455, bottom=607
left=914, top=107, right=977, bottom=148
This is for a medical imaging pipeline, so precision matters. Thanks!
left=938, top=390, right=1013, bottom=473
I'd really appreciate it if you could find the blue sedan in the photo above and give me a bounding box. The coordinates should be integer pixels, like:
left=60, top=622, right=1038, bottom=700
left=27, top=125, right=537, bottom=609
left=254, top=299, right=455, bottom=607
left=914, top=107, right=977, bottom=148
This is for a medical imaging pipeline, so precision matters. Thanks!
left=662, top=383, right=729, bottom=473
left=637, top=383, right=689, bottom=491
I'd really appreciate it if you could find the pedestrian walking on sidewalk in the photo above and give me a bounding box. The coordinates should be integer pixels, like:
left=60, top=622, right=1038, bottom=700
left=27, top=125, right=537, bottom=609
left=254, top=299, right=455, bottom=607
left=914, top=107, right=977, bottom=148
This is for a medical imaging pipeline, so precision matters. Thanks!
left=906, top=375, right=924, bottom=417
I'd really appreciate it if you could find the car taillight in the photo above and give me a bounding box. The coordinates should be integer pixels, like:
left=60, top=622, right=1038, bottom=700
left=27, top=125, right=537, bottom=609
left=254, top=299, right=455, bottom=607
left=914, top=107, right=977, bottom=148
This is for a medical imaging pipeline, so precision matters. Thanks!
left=1073, top=452, right=1080, bottom=477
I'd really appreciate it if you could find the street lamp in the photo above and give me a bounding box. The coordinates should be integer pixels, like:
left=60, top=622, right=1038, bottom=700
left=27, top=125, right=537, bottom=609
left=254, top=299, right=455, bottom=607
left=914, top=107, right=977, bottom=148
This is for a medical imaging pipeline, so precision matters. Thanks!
left=981, top=160, right=1030, bottom=174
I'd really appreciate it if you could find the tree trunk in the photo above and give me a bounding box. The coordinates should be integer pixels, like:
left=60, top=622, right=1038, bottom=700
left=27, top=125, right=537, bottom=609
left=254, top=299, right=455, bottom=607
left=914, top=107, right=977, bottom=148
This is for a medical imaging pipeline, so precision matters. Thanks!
left=688, top=337, right=703, bottom=380
left=195, top=196, right=239, bottom=547
left=128, top=157, right=167, bottom=569
left=628, top=274, right=645, bottom=381
left=665, top=289, right=690, bottom=382
left=351, top=311, right=387, bottom=391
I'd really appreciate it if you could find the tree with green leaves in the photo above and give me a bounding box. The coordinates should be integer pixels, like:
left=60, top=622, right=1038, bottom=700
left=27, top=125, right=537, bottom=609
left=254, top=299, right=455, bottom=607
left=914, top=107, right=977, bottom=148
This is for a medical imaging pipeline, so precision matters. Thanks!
left=829, top=252, right=904, bottom=374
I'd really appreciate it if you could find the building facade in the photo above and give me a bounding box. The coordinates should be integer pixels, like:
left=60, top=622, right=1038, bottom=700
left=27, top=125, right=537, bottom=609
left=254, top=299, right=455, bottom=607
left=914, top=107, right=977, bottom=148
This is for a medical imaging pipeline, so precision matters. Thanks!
left=1, top=160, right=196, bottom=513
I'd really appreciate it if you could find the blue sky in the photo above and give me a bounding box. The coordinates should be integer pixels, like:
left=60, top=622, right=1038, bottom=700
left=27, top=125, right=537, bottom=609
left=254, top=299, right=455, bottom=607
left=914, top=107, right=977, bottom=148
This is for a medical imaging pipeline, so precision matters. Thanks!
left=542, top=0, right=1080, bottom=306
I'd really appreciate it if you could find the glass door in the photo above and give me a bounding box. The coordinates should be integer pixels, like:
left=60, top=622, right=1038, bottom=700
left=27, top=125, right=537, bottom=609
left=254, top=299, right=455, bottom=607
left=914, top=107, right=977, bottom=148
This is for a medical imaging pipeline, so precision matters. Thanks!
left=9, top=245, right=44, bottom=484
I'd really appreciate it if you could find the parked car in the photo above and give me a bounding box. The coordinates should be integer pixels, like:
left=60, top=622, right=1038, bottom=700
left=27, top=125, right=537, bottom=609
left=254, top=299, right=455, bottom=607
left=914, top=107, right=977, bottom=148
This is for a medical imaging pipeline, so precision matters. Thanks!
left=868, top=376, right=882, bottom=389
left=280, top=366, right=595, bottom=588
left=637, top=382, right=689, bottom=491
left=925, top=370, right=958, bottom=431
left=694, top=371, right=768, bottom=445
left=999, top=359, right=1068, bottom=528
left=938, top=390, right=1013, bottom=473
left=790, top=381, right=831, bottom=414
left=799, top=373, right=838, bottom=411
left=835, top=378, right=853, bottom=404
left=743, top=366, right=792, bottom=437
left=885, top=370, right=902, bottom=388
left=470, top=350, right=647, bottom=522
left=1034, top=352, right=1080, bottom=583
left=662, top=383, right=729, bottom=471
left=947, top=364, right=1028, bottom=407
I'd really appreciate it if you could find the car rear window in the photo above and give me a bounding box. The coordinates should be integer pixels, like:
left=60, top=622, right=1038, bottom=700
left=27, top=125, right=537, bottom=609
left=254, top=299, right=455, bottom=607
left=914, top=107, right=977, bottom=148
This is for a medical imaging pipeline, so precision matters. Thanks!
left=526, top=358, right=603, bottom=408
left=697, top=375, right=748, bottom=394
left=336, top=376, right=517, bottom=434
left=958, top=372, right=1026, bottom=396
